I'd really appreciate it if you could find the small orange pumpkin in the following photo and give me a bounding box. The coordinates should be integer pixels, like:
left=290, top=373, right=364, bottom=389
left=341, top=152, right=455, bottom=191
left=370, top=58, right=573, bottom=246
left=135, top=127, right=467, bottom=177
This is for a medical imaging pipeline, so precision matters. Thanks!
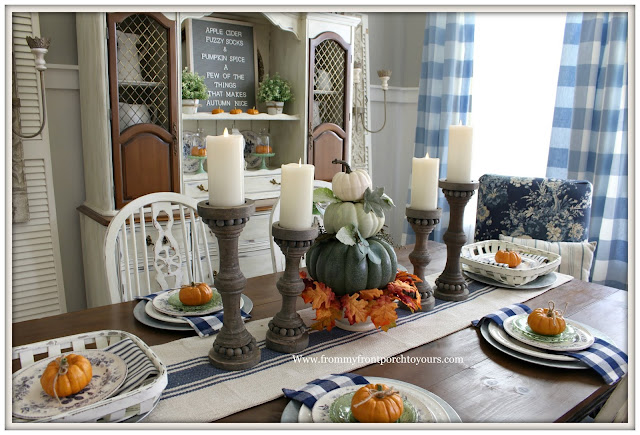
left=211, top=107, right=224, bottom=114
left=495, top=249, right=522, bottom=268
left=40, top=354, right=93, bottom=398
left=179, top=282, right=213, bottom=306
left=255, top=145, right=273, bottom=154
left=351, top=384, right=404, bottom=423
left=230, top=108, right=242, bottom=114
left=247, top=107, right=259, bottom=115
left=191, top=146, right=206, bottom=157
left=527, top=301, right=567, bottom=335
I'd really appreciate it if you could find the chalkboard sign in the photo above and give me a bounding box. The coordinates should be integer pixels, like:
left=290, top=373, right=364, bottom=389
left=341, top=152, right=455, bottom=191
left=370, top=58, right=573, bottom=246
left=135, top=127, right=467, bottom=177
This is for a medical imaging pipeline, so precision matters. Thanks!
left=185, top=17, right=257, bottom=113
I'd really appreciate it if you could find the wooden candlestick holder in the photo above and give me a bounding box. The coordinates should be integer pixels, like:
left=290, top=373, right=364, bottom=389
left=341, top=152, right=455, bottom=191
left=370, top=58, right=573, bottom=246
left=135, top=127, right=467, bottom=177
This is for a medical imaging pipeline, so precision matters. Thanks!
left=405, top=207, right=442, bottom=311
left=266, top=222, right=319, bottom=353
left=197, top=199, right=261, bottom=371
left=434, top=180, right=479, bottom=301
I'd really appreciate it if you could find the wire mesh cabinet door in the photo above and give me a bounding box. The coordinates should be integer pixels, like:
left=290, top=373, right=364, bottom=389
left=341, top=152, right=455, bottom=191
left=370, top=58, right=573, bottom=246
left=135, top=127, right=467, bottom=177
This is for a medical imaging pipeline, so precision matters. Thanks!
left=308, top=31, right=352, bottom=182
left=107, top=12, right=180, bottom=209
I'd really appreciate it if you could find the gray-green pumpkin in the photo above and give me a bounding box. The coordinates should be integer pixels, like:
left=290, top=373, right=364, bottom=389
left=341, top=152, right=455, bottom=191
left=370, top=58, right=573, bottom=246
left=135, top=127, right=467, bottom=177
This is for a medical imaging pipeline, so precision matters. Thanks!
left=306, top=236, right=397, bottom=296
left=323, top=202, right=385, bottom=239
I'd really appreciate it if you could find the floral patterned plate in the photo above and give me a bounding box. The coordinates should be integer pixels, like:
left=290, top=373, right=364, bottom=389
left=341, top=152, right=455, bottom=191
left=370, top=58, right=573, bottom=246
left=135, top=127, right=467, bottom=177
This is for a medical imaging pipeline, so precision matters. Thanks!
left=12, top=350, right=127, bottom=420
left=311, top=385, right=434, bottom=423
left=504, top=314, right=595, bottom=351
left=152, top=288, right=223, bottom=317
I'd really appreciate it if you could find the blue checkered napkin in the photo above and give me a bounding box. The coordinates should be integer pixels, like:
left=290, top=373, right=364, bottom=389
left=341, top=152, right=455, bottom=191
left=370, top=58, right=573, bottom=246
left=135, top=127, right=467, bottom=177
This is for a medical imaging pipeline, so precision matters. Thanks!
left=565, top=338, right=628, bottom=385
left=182, top=310, right=251, bottom=338
left=105, top=338, right=159, bottom=395
left=135, top=289, right=170, bottom=301
left=282, top=373, right=370, bottom=409
left=471, top=303, right=532, bottom=328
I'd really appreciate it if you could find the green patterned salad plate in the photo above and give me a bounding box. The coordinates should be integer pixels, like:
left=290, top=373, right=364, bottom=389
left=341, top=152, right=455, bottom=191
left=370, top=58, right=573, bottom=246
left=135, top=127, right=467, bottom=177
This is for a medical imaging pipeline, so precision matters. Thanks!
left=152, top=288, right=222, bottom=317
left=311, top=385, right=434, bottom=423
left=504, top=313, right=595, bottom=352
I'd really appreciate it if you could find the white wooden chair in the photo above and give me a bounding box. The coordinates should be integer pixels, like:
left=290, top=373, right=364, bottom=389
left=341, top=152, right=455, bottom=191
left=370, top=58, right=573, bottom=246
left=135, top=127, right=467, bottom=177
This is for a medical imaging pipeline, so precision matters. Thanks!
left=269, top=180, right=331, bottom=273
left=593, top=376, right=628, bottom=423
left=104, top=192, right=215, bottom=303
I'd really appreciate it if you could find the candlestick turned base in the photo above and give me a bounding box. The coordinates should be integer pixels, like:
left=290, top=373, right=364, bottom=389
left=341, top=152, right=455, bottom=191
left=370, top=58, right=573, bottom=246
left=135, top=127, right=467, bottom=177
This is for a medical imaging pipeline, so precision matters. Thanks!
left=197, top=200, right=261, bottom=371
left=405, top=207, right=442, bottom=311
left=434, top=180, right=479, bottom=302
left=266, top=223, right=319, bottom=354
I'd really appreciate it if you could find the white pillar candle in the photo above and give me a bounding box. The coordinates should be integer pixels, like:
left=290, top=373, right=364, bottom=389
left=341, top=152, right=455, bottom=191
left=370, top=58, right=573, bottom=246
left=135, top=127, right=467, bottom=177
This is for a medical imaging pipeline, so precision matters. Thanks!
left=410, top=153, right=439, bottom=210
left=279, top=160, right=315, bottom=229
left=206, top=128, right=245, bottom=206
left=446, top=124, right=474, bottom=183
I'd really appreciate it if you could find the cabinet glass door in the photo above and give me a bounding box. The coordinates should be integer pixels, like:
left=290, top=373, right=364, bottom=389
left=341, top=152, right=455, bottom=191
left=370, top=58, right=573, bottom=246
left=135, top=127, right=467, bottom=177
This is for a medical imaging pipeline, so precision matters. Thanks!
left=308, top=32, right=352, bottom=181
left=108, top=12, right=179, bottom=209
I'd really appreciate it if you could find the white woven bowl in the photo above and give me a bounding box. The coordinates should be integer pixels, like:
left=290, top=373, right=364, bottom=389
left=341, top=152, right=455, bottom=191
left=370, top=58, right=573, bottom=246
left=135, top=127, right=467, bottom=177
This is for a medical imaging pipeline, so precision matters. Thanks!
left=460, top=240, right=561, bottom=286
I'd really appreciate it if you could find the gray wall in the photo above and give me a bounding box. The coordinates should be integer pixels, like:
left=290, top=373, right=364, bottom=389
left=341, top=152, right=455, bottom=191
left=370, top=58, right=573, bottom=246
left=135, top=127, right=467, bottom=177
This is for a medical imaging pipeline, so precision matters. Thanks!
left=39, top=13, right=78, bottom=65
left=367, top=12, right=426, bottom=88
left=40, top=12, right=87, bottom=313
left=367, top=13, right=426, bottom=244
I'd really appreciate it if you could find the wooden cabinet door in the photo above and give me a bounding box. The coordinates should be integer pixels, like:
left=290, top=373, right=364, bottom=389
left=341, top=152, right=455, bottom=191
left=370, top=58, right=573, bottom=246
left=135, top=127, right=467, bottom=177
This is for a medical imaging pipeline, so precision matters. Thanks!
left=107, top=12, right=179, bottom=209
left=308, top=32, right=352, bottom=181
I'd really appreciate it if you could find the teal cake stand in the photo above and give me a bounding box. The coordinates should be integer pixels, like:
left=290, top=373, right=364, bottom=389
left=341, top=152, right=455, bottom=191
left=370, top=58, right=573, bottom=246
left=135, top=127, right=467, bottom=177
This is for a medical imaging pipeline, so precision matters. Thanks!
left=251, top=153, right=275, bottom=170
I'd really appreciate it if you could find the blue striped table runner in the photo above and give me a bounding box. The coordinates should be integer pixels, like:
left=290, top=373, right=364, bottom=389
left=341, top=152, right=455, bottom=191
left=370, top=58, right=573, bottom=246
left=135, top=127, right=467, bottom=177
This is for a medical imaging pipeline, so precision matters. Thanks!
left=145, top=272, right=572, bottom=422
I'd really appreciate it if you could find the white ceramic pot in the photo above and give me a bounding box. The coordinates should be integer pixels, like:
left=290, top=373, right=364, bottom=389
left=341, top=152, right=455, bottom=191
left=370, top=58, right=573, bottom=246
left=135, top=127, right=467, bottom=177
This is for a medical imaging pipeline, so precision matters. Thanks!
left=266, top=101, right=284, bottom=115
left=182, top=99, right=200, bottom=115
left=335, top=316, right=376, bottom=332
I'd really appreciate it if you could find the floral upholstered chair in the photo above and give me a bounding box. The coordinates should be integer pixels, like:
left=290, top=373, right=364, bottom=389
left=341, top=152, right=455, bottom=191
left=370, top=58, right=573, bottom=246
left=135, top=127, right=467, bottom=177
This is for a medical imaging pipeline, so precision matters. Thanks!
left=474, top=174, right=593, bottom=242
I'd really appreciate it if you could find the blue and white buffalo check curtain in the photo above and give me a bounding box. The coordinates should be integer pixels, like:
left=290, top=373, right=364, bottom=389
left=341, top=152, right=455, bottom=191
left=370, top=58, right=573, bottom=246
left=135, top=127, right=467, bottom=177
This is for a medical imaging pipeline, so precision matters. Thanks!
left=403, top=13, right=474, bottom=245
left=547, top=13, right=628, bottom=290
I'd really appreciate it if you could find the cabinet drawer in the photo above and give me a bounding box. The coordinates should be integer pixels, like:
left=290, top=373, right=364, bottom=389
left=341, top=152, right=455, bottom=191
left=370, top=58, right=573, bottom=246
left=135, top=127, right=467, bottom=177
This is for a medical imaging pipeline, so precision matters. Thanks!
left=245, top=174, right=281, bottom=195
left=184, top=175, right=281, bottom=201
left=184, top=180, right=209, bottom=199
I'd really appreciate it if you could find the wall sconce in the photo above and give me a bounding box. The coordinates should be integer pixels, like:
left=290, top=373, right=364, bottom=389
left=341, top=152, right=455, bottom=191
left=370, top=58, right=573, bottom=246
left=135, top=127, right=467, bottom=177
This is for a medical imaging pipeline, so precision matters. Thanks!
left=353, top=63, right=391, bottom=134
left=12, top=36, right=51, bottom=139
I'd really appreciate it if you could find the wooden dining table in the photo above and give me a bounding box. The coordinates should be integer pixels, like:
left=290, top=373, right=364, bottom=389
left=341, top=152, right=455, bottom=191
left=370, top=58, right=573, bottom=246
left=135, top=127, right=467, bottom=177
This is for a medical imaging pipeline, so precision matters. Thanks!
left=11, top=241, right=628, bottom=423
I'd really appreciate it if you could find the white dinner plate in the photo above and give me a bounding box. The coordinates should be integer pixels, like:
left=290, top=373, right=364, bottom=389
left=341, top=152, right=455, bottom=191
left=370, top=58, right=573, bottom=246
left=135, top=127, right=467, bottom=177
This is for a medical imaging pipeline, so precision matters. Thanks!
left=134, top=294, right=254, bottom=333
left=12, top=350, right=128, bottom=420
left=152, top=288, right=223, bottom=317
left=145, top=294, right=244, bottom=324
left=488, top=321, right=576, bottom=362
left=464, top=271, right=557, bottom=290
left=311, top=384, right=435, bottom=423
left=294, top=376, right=459, bottom=423
left=504, top=314, right=595, bottom=352
left=479, top=321, right=588, bottom=370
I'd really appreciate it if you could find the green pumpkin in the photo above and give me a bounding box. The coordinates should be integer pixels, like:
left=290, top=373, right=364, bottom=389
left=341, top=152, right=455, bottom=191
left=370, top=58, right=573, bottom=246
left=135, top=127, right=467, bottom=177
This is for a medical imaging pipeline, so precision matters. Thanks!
left=323, top=202, right=385, bottom=239
left=306, top=236, right=397, bottom=296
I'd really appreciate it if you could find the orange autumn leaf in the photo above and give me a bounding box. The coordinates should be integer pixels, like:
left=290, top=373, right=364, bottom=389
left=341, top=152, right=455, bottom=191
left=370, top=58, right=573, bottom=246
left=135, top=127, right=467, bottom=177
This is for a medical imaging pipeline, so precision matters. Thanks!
left=396, top=270, right=422, bottom=284
left=368, top=296, right=398, bottom=332
left=341, top=294, right=370, bottom=325
left=387, top=279, right=416, bottom=294
left=301, top=281, right=335, bottom=310
left=358, top=288, right=384, bottom=301
left=310, top=301, right=343, bottom=331
left=386, top=279, right=422, bottom=312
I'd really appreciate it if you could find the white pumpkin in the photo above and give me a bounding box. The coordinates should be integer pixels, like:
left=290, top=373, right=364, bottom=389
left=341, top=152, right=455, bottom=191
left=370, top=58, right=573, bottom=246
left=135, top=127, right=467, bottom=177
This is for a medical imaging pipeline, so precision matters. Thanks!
left=331, top=159, right=372, bottom=201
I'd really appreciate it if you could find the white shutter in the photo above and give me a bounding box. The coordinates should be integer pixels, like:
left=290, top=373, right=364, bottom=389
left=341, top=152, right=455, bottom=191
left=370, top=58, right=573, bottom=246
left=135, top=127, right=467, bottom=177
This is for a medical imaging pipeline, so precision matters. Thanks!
left=13, top=12, right=43, bottom=139
left=12, top=160, right=64, bottom=322
left=11, top=12, right=67, bottom=322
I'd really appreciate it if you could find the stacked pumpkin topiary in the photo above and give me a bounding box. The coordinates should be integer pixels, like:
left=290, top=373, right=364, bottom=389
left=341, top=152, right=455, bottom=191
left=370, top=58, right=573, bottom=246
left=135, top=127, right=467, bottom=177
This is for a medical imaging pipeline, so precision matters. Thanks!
left=306, top=159, right=397, bottom=295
